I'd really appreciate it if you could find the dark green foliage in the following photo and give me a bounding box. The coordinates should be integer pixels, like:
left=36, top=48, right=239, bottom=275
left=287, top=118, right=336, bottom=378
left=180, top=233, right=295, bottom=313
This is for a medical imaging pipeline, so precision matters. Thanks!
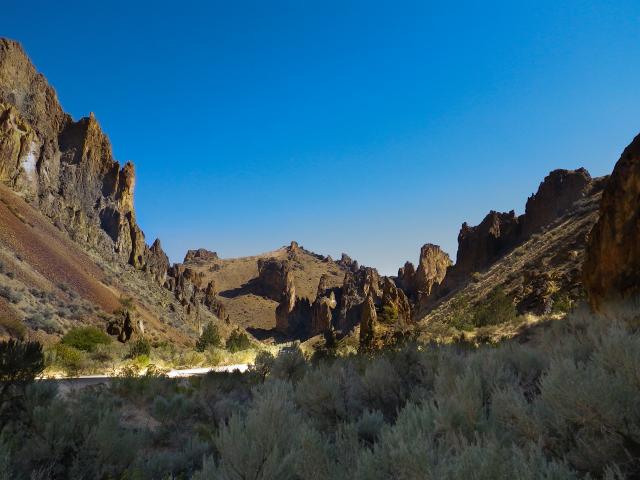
left=0, top=339, right=44, bottom=387
left=0, top=340, right=45, bottom=428
left=196, top=322, right=222, bottom=352
left=551, top=292, right=574, bottom=314
left=127, top=337, right=151, bottom=358
left=473, top=288, right=517, bottom=327
left=226, top=329, right=251, bottom=352
left=378, top=304, right=398, bottom=324
left=61, top=326, right=111, bottom=352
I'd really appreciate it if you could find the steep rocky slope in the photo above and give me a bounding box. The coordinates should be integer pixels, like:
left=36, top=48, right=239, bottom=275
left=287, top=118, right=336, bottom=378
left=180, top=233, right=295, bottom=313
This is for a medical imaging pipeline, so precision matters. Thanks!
left=584, top=133, right=640, bottom=308
left=412, top=168, right=607, bottom=325
left=0, top=39, right=230, bottom=344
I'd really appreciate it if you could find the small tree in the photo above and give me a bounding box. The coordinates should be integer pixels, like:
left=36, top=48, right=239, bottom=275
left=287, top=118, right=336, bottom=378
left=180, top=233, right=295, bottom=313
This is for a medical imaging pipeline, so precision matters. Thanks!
left=196, top=322, right=222, bottom=352
left=0, top=340, right=45, bottom=426
left=226, top=329, right=251, bottom=353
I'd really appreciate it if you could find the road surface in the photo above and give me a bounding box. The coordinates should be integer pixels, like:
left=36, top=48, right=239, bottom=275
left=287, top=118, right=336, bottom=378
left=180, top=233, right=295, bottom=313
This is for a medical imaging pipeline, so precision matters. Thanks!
left=41, top=363, right=250, bottom=394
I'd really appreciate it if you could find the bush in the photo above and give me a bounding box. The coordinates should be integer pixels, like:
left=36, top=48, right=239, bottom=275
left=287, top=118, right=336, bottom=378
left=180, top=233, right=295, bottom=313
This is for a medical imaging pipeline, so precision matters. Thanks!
left=27, top=312, right=59, bottom=334
left=196, top=322, right=222, bottom=352
left=127, top=337, right=151, bottom=358
left=378, top=305, right=398, bottom=324
left=473, top=288, right=517, bottom=327
left=0, top=316, right=26, bottom=339
left=51, top=343, right=86, bottom=375
left=61, top=326, right=111, bottom=352
left=226, top=329, right=251, bottom=353
left=0, top=339, right=44, bottom=387
left=0, top=286, right=22, bottom=304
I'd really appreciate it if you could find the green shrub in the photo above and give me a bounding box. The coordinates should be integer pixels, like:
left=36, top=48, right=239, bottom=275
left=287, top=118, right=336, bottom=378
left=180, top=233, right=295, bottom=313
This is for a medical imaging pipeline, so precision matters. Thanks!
left=473, top=288, right=517, bottom=327
left=61, top=326, right=111, bottom=352
left=0, top=339, right=45, bottom=387
left=127, top=337, right=151, bottom=358
left=226, top=329, right=251, bottom=353
left=196, top=322, right=222, bottom=352
left=52, top=343, right=86, bottom=375
left=378, top=304, right=398, bottom=324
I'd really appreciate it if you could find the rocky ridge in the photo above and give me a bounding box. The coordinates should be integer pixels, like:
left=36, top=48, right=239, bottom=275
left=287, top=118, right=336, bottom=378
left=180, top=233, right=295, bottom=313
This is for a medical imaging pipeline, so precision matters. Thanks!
left=583, top=134, right=640, bottom=308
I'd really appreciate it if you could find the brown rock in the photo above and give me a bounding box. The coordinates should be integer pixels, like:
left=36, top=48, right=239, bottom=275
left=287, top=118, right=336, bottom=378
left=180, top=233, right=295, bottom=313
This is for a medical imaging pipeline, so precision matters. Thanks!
left=184, top=248, right=219, bottom=263
left=523, top=168, right=592, bottom=237
left=275, top=269, right=312, bottom=336
left=397, top=261, right=416, bottom=293
left=256, top=258, right=291, bottom=301
left=414, top=244, right=452, bottom=296
left=359, top=293, right=377, bottom=347
left=381, top=277, right=411, bottom=324
left=337, top=267, right=381, bottom=332
left=310, top=274, right=337, bottom=336
left=584, top=133, right=640, bottom=307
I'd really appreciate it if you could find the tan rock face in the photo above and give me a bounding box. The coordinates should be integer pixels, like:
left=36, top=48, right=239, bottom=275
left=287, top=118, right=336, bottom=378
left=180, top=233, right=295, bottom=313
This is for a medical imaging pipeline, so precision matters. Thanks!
left=414, top=244, right=451, bottom=297
left=583, top=133, right=640, bottom=308
left=310, top=274, right=338, bottom=336
left=275, top=269, right=313, bottom=336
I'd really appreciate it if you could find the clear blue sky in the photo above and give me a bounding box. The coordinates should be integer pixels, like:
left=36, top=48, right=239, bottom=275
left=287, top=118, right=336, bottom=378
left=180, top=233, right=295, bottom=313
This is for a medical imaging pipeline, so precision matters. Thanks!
left=3, top=1, right=640, bottom=274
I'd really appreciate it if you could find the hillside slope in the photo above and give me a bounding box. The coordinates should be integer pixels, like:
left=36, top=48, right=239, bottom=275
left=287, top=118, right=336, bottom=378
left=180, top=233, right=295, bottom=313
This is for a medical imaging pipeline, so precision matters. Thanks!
left=180, top=242, right=347, bottom=333
left=417, top=176, right=606, bottom=332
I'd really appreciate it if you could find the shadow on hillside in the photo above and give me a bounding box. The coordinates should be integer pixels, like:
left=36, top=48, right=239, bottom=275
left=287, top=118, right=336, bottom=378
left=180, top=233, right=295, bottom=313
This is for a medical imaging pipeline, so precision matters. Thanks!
left=247, top=327, right=290, bottom=343
left=218, top=278, right=265, bottom=299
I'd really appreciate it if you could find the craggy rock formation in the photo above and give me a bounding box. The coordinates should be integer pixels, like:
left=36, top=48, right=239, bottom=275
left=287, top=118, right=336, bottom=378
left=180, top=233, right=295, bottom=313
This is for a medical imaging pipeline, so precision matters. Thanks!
left=381, top=277, right=411, bottom=324
left=256, top=258, right=292, bottom=301
left=522, top=168, right=593, bottom=238
left=184, top=248, right=219, bottom=263
left=337, top=253, right=359, bottom=272
left=106, top=309, right=142, bottom=343
left=397, top=261, right=416, bottom=293
left=437, top=168, right=596, bottom=298
left=310, top=274, right=338, bottom=336
left=145, top=239, right=170, bottom=285
left=398, top=244, right=451, bottom=299
left=338, top=267, right=381, bottom=332
left=584, top=133, right=640, bottom=308
left=164, top=264, right=227, bottom=319
left=454, top=211, right=521, bottom=280
left=275, top=269, right=312, bottom=336
left=359, top=294, right=377, bottom=346
left=0, top=39, right=168, bottom=282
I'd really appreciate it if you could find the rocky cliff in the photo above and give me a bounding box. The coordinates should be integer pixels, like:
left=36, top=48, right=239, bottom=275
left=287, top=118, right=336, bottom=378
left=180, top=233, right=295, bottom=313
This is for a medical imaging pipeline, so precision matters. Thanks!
left=0, top=39, right=234, bottom=343
left=583, top=134, right=640, bottom=308
left=0, top=39, right=164, bottom=281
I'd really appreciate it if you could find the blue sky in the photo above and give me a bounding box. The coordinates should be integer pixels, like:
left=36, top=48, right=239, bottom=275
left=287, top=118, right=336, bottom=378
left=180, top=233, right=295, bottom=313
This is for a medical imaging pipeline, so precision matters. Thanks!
left=3, top=1, right=640, bottom=274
